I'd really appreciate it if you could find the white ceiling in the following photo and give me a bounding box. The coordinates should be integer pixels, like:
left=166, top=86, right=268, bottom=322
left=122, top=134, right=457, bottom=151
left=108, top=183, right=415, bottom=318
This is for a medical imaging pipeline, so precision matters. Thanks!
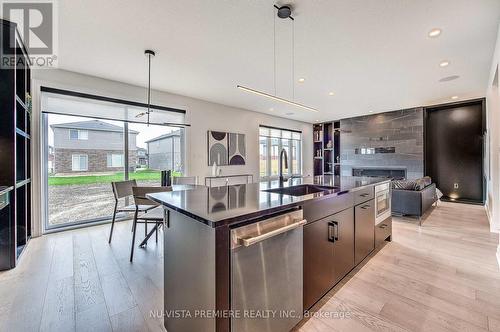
left=57, top=0, right=500, bottom=123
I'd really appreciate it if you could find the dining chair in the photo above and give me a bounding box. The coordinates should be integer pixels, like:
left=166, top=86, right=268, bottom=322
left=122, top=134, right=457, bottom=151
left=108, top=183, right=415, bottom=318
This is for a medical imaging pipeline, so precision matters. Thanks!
left=130, top=186, right=172, bottom=262
left=108, top=179, right=155, bottom=244
left=172, top=176, right=198, bottom=185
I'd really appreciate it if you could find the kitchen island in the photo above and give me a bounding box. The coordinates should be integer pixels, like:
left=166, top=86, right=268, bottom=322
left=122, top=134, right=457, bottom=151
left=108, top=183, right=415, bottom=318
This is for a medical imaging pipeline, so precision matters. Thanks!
left=148, top=176, right=392, bottom=332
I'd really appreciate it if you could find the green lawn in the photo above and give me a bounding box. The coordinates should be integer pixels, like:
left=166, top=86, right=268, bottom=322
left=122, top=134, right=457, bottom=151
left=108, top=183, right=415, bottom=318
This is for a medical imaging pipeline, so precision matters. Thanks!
left=48, top=169, right=181, bottom=186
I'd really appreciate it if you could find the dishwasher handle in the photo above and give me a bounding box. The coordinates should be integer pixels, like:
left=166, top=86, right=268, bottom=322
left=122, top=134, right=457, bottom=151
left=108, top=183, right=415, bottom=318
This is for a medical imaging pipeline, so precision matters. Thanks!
left=238, top=219, right=307, bottom=247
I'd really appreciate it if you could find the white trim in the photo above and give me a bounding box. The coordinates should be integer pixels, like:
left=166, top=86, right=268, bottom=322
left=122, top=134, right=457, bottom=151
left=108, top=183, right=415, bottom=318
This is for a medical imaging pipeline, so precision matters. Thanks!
left=497, top=245, right=500, bottom=268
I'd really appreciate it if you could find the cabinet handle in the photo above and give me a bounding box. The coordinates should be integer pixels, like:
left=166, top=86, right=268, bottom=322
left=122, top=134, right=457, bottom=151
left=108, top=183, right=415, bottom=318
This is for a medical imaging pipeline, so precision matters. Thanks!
left=328, top=221, right=339, bottom=242
left=360, top=204, right=371, bottom=209
left=359, top=193, right=369, bottom=197
left=328, top=222, right=335, bottom=243
left=333, top=221, right=339, bottom=241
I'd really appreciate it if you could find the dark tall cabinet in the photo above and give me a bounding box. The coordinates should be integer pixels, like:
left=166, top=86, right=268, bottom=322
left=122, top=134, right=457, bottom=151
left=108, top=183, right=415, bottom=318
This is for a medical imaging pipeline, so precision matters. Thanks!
left=0, top=19, right=32, bottom=270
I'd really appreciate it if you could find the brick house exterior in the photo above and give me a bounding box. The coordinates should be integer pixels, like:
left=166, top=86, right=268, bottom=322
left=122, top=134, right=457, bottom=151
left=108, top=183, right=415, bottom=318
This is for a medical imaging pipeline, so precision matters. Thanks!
left=51, top=120, right=139, bottom=174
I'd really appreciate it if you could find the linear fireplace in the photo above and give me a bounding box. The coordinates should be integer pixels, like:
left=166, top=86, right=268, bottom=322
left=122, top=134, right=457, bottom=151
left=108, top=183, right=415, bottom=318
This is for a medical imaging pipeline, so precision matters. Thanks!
left=352, top=167, right=406, bottom=179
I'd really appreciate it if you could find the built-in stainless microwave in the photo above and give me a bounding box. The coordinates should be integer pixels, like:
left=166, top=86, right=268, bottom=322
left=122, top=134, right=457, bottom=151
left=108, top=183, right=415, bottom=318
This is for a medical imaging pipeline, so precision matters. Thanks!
left=375, top=182, right=391, bottom=224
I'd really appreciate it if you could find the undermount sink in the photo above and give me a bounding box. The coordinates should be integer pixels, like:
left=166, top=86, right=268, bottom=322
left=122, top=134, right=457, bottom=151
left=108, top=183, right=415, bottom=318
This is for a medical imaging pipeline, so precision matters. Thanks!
left=263, top=184, right=337, bottom=197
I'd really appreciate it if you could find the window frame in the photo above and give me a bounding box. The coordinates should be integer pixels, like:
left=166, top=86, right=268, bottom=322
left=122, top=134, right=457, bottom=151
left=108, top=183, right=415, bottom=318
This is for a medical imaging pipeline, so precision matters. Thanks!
left=71, top=154, right=88, bottom=171
left=259, top=125, right=302, bottom=179
left=69, top=129, right=88, bottom=140
left=41, top=88, right=188, bottom=233
left=106, top=153, right=124, bottom=168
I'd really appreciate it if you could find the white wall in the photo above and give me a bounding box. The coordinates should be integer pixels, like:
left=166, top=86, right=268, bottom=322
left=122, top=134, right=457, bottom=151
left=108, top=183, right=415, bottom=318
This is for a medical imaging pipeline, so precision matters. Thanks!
left=30, top=69, right=313, bottom=235
left=485, top=22, right=500, bottom=264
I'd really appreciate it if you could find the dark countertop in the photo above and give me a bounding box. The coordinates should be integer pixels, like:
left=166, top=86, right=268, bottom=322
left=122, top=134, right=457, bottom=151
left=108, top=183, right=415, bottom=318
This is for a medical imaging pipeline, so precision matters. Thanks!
left=148, top=176, right=391, bottom=228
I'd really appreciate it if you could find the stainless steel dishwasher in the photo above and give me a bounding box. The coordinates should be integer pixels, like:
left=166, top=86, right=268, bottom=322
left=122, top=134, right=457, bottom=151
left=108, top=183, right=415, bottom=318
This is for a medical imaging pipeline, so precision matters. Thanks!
left=230, top=209, right=305, bottom=332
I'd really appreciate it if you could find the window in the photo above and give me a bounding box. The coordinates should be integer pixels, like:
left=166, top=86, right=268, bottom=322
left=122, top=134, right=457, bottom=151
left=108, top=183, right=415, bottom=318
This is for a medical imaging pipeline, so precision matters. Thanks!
left=69, top=129, right=88, bottom=140
left=107, top=153, right=124, bottom=167
left=259, top=126, right=302, bottom=179
left=72, top=154, right=88, bottom=171
left=42, top=89, right=186, bottom=231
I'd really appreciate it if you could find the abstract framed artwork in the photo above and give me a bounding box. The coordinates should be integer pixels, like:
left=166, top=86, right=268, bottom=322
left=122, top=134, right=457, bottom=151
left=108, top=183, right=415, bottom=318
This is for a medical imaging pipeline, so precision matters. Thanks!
left=208, top=130, right=246, bottom=166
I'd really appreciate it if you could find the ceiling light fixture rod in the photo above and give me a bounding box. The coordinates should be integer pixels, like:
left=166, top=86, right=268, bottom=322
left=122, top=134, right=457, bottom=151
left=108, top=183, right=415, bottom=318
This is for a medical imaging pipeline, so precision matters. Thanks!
left=274, top=8, right=277, bottom=95
left=144, top=49, right=155, bottom=126
left=237, top=85, right=318, bottom=112
left=292, top=17, right=295, bottom=100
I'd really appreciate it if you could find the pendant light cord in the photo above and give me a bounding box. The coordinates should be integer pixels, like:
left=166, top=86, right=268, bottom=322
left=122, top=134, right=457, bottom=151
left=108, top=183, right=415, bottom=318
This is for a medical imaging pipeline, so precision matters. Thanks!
left=273, top=10, right=277, bottom=96
left=147, top=53, right=152, bottom=126
left=292, top=18, right=295, bottom=101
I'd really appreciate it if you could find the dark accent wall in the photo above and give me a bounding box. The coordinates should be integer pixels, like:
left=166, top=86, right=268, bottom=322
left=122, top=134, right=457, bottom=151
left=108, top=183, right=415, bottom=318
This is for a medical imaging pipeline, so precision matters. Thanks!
left=340, top=108, right=424, bottom=180
left=424, top=100, right=485, bottom=204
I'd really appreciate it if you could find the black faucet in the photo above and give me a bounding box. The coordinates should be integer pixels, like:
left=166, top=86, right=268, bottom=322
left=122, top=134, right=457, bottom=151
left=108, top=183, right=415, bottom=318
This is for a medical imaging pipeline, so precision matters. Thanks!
left=279, top=148, right=288, bottom=185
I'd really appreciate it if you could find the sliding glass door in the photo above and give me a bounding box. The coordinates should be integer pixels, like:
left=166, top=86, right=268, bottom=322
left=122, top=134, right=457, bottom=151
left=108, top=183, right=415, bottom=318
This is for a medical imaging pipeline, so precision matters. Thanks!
left=41, top=90, right=186, bottom=231
left=44, top=114, right=127, bottom=228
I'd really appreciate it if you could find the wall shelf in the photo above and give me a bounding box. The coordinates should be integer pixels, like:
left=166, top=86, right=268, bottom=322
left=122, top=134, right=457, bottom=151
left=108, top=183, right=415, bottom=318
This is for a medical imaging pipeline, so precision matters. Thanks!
left=0, top=19, right=32, bottom=270
left=313, top=121, right=341, bottom=176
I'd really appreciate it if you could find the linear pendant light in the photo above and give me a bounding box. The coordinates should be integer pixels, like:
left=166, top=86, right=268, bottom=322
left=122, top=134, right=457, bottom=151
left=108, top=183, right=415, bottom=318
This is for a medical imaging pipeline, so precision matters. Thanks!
left=237, top=85, right=318, bottom=112
left=237, top=4, right=318, bottom=113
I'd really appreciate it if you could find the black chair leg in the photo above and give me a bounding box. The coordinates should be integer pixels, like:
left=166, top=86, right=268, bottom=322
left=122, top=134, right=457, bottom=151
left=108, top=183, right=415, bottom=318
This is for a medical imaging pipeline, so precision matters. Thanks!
left=108, top=201, right=118, bottom=244
left=145, top=220, right=148, bottom=237
left=130, top=208, right=139, bottom=262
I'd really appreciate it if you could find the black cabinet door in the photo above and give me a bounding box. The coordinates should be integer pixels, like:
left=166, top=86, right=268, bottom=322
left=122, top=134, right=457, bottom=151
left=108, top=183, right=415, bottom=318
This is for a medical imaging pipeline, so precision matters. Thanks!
left=303, top=217, right=334, bottom=310
left=331, top=207, right=355, bottom=284
left=354, top=201, right=375, bottom=265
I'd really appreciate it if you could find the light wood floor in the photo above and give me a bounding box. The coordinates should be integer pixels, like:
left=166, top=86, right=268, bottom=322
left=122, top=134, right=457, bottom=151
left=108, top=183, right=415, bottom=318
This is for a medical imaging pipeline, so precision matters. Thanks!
left=0, top=202, right=499, bottom=332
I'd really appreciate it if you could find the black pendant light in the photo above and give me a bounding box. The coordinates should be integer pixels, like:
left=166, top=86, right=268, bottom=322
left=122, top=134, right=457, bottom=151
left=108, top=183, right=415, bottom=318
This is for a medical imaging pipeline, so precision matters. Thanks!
left=135, top=50, right=191, bottom=128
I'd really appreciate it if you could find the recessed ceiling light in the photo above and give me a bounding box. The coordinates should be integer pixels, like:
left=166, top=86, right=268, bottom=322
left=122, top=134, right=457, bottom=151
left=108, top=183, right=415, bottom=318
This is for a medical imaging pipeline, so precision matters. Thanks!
left=269, top=107, right=274, bottom=111
left=298, top=78, right=305, bottom=83
left=451, top=96, right=459, bottom=100
left=369, top=110, right=373, bottom=113
left=439, top=60, right=450, bottom=67
left=315, top=120, right=319, bottom=122
left=428, top=28, right=442, bottom=38
left=328, top=91, right=335, bottom=96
